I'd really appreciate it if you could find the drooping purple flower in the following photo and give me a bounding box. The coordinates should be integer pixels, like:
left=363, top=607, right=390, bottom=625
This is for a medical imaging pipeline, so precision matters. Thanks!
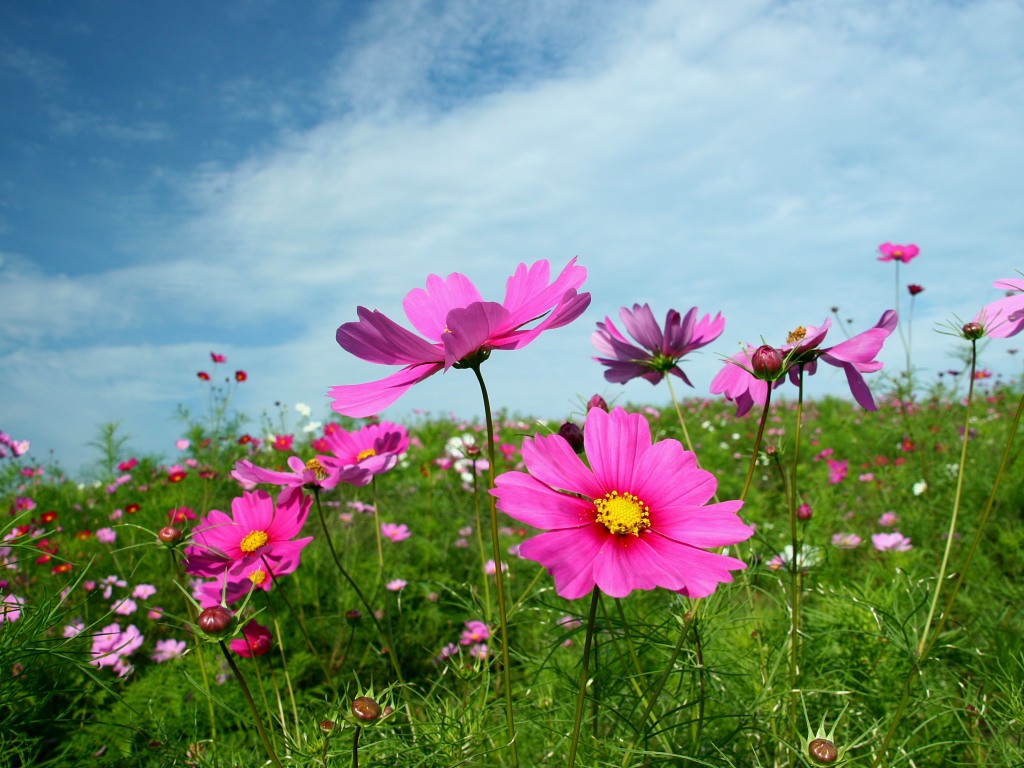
left=592, top=304, right=725, bottom=386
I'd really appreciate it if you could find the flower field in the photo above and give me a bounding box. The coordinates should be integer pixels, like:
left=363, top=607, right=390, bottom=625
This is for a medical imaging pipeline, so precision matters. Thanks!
left=2, top=252, right=1023, bottom=767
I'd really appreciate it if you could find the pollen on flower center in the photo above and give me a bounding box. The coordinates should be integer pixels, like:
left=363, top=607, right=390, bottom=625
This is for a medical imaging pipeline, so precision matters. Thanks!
left=240, top=529, right=270, bottom=553
left=787, top=326, right=807, bottom=344
left=305, top=458, right=328, bottom=480
left=356, top=448, right=377, bottom=462
left=594, top=491, right=650, bottom=536
left=248, top=568, right=267, bottom=586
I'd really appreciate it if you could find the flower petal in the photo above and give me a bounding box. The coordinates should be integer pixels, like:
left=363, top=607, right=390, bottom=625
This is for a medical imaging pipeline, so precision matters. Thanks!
left=584, top=407, right=650, bottom=492
left=492, top=471, right=594, bottom=530
left=328, top=363, right=443, bottom=417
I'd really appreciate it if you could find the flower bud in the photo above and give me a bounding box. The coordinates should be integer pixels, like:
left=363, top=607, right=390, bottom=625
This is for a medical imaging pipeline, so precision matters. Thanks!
left=345, top=609, right=362, bottom=622
left=557, top=422, right=585, bottom=453
left=157, top=526, right=182, bottom=545
left=808, top=737, right=838, bottom=765
left=319, top=719, right=336, bottom=733
left=587, top=394, right=609, bottom=412
left=197, top=605, right=234, bottom=637
left=797, top=503, right=813, bottom=521
left=961, top=322, right=984, bottom=340
left=351, top=696, right=381, bottom=722
left=907, top=284, right=924, bottom=296
left=751, top=345, right=784, bottom=380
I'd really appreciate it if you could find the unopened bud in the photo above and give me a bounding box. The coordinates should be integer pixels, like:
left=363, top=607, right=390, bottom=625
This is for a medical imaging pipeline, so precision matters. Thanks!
left=751, top=345, right=784, bottom=380
left=587, top=394, right=609, bottom=412
left=808, top=738, right=839, bottom=765
left=345, top=609, right=362, bottom=623
left=797, top=503, right=813, bottom=521
left=961, top=322, right=984, bottom=340
left=197, top=605, right=234, bottom=637
left=557, top=422, right=585, bottom=453
left=351, top=696, right=381, bottom=722
left=319, top=719, right=336, bottom=733
left=157, top=526, right=182, bottom=545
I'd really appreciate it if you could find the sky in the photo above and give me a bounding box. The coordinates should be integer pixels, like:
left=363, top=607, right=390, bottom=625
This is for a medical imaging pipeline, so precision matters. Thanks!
left=2, top=0, right=1023, bottom=478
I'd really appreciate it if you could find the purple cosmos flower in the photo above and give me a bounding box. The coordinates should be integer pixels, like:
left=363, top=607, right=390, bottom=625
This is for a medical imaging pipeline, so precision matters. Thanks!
left=492, top=407, right=753, bottom=600
left=976, top=277, right=1024, bottom=338
left=329, top=258, right=590, bottom=417
left=710, top=310, right=898, bottom=416
left=592, top=304, right=725, bottom=386
left=232, top=454, right=371, bottom=494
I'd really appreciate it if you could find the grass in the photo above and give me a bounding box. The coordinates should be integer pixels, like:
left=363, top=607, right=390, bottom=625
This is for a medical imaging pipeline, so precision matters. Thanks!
left=1, top=374, right=1023, bottom=767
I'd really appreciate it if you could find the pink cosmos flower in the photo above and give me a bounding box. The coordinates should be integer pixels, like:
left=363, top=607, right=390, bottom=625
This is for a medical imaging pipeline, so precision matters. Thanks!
left=321, top=421, right=410, bottom=476
left=194, top=558, right=284, bottom=608
left=96, top=527, right=117, bottom=544
left=826, top=459, right=848, bottom=485
left=831, top=533, right=862, bottom=549
left=386, top=579, right=407, bottom=591
left=151, top=638, right=187, bottom=663
left=184, top=490, right=313, bottom=580
left=976, top=277, right=1024, bottom=338
left=329, top=258, right=590, bottom=417
left=90, top=623, right=144, bottom=677
left=592, top=304, right=725, bottom=385
left=877, top=243, right=920, bottom=263
left=381, top=523, right=411, bottom=542
left=492, top=407, right=753, bottom=600
left=232, top=455, right=371, bottom=494
left=229, top=620, right=273, bottom=658
left=878, top=512, right=899, bottom=527
left=460, top=620, right=490, bottom=645
left=872, top=532, right=913, bottom=552
left=710, top=311, right=898, bottom=416
left=0, top=594, right=25, bottom=623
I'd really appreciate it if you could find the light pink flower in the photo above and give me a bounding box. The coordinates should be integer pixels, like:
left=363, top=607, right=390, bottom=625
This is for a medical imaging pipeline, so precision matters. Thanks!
left=592, top=304, right=725, bottom=385
left=381, top=523, right=411, bottom=542
left=976, top=277, right=1024, bottom=338
left=492, top=407, right=753, bottom=600
left=386, top=579, right=407, bottom=592
left=459, top=620, right=490, bottom=645
left=329, top=258, right=590, bottom=416
left=132, top=584, right=157, bottom=600
left=877, top=243, right=920, bottom=263
left=878, top=512, right=899, bottom=527
left=831, top=533, right=862, bottom=549
left=0, top=594, right=25, bottom=623
left=711, top=311, right=898, bottom=416
left=112, top=598, right=137, bottom=616
left=872, top=532, right=912, bottom=552
left=151, top=638, right=187, bottom=663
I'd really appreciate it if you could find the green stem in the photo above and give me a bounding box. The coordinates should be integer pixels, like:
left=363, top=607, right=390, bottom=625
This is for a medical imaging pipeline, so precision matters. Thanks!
left=740, top=386, right=774, bottom=502
left=917, top=341, right=977, bottom=658
left=665, top=375, right=696, bottom=455
left=787, top=367, right=806, bottom=733
left=468, top=362, right=519, bottom=767
left=219, top=640, right=284, bottom=768
left=568, top=588, right=601, bottom=768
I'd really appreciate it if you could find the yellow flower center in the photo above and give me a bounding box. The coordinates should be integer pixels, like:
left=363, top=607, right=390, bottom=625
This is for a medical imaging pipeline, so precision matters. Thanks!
left=594, top=491, right=650, bottom=536
left=305, top=458, right=328, bottom=480
left=356, top=448, right=377, bottom=462
left=240, top=529, right=270, bottom=553
left=786, top=326, right=807, bottom=344
left=249, top=569, right=268, bottom=586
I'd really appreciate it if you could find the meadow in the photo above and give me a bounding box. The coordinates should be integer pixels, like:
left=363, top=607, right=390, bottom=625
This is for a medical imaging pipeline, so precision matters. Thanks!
left=2, top=255, right=1023, bottom=768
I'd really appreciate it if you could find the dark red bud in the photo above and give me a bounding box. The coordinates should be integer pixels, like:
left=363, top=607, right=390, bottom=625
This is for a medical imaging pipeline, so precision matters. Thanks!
left=197, top=605, right=234, bottom=637
left=797, top=503, right=813, bottom=521
left=345, top=609, right=362, bottom=622
left=751, top=345, right=784, bottom=380
left=351, top=696, right=381, bottom=722
left=587, top=394, right=609, bottom=412
left=557, top=422, right=585, bottom=453
left=808, top=738, right=838, bottom=764
left=962, top=322, right=984, bottom=340
left=157, top=526, right=182, bottom=545
left=319, top=719, right=336, bottom=733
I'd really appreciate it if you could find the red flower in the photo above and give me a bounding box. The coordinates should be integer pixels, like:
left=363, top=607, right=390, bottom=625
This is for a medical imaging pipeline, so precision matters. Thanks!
left=168, top=506, right=197, bottom=523
left=51, top=563, right=73, bottom=575
left=40, top=511, right=58, bottom=524
left=125, top=503, right=141, bottom=515
left=167, top=466, right=187, bottom=483
left=197, top=371, right=211, bottom=381
left=238, top=434, right=255, bottom=445
left=907, top=284, right=924, bottom=296
left=210, top=352, right=226, bottom=363
left=118, top=458, right=139, bottom=472
left=75, top=530, right=93, bottom=541
left=271, top=435, right=294, bottom=452
left=234, top=370, right=247, bottom=382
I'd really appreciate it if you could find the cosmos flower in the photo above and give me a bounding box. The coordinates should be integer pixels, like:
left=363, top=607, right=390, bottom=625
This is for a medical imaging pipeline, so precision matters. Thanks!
left=592, top=304, right=725, bottom=386
left=380, top=522, right=411, bottom=542
left=877, top=243, right=920, bottom=263
left=711, top=311, right=898, bottom=416
left=229, top=620, right=273, bottom=658
left=232, top=455, right=371, bottom=494
left=976, top=278, right=1024, bottom=338
left=329, top=258, right=590, bottom=417
left=872, top=532, right=913, bottom=552
left=321, top=421, right=410, bottom=477
left=492, top=407, right=753, bottom=600
left=151, top=638, right=187, bottom=663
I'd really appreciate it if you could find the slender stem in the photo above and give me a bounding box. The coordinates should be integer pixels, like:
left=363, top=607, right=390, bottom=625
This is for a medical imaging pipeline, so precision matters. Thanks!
left=917, top=341, right=978, bottom=658
left=740, top=386, right=773, bottom=501
left=468, top=362, right=519, bottom=767
left=787, top=367, right=806, bottom=732
left=568, top=588, right=601, bottom=768
left=471, top=466, right=493, bottom=623
left=371, top=478, right=384, bottom=572
left=352, top=725, right=362, bottom=768
left=219, top=640, right=284, bottom=768
left=691, top=616, right=706, bottom=751
left=665, top=376, right=696, bottom=455
left=926, top=388, right=1024, bottom=657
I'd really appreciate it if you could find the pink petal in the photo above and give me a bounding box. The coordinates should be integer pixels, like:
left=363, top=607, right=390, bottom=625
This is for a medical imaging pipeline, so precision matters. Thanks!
left=336, top=307, right=441, bottom=365
left=520, top=432, right=603, bottom=499
left=584, top=407, right=650, bottom=493
left=492, top=472, right=594, bottom=530
left=441, top=301, right=511, bottom=367
left=651, top=500, right=753, bottom=548
left=518, top=526, right=607, bottom=600
left=328, top=363, right=443, bottom=417
left=403, top=272, right=484, bottom=340
left=501, top=258, right=587, bottom=328
left=629, top=439, right=709, bottom=509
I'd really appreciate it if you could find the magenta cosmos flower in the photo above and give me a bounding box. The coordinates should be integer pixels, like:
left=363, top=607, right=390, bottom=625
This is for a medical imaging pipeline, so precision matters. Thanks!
left=329, top=258, right=590, bottom=417
left=877, top=243, right=920, bottom=263
left=592, top=304, right=725, bottom=385
left=711, top=311, right=898, bottom=416
left=232, top=455, right=371, bottom=493
left=184, top=489, right=313, bottom=579
left=492, top=407, right=753, bottom=599
left=321, top=421, right=410, bottom=476
left=976, top=277, right=1024, bottom=338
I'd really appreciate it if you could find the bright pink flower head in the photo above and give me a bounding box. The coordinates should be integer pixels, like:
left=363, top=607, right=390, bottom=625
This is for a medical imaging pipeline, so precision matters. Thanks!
left=210, top=351, right=226, bottom=363
left=710, top=311, right=898, bottom=416
left=492, top=407, right=753, bottom=600
left=184, top=490, right=313, bottom=580
left=229, top=620, right=273, bottom=658
left=321, top=421, right=409, bottom=477
left=877, top=243, right=920, bottom=263
left=329, top=258, right=590, bottom=417
left=976, top=277, right=1024, bottom=338
left=592, top=304, right=725, bottom=386
left=232, top=455, right=371, bottom=493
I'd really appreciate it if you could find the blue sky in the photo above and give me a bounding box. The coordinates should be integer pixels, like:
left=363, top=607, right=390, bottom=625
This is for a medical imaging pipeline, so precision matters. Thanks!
left=2, top=0, right=1023, bottom=477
